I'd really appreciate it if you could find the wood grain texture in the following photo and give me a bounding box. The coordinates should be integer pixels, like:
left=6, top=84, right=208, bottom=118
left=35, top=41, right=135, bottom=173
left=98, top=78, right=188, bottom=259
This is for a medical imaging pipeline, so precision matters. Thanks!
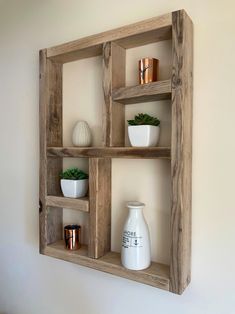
left=47, top=146, right=171, bottom=159
left=102, top=42, right=112, bottom=146
left=103, top=42, right=126, bottom=146
left=88, top=158, right=111, bottom=258
left=170, top=10, right=193, bottom=295
left=45, top=240, right=170, bottom=290
left=46, top=196, right=89, bottom=212
left=46, top=58, right=63, bottom=245
left=39, top=49, right=48, bottom=253
left=39, top=50, right=63, bottom=252
left=46, top=13, right=172, bottom=63
left=113, top=80, right=171, bottom=104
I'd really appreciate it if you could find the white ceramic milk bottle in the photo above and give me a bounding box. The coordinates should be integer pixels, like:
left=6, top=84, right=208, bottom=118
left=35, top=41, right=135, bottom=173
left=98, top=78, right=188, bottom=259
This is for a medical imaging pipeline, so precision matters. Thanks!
left=121, top=201, right=151, bottom=270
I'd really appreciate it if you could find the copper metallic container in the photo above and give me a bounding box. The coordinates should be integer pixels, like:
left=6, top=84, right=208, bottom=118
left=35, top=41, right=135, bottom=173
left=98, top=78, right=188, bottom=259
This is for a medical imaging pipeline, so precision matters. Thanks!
left=64, top=224, right=81, bottom=250
left=139, top=58, right=159, bottom=84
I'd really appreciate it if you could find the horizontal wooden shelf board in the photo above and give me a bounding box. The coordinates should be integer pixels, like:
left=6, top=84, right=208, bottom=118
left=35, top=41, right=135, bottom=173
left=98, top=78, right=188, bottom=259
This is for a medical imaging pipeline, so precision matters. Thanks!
left=44, top=241, right=170, bottom=290
left=113, top=80, right=171, bottom=104
left=46, top=196, right=89, bottom=212
left=45, top=13, right=172, bottom=63
left=47, top=147, right=171, bottom=159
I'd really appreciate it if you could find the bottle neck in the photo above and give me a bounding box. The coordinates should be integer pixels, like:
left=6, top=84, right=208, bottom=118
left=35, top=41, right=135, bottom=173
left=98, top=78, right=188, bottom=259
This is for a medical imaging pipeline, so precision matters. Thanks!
left=128, top=207, right=144, bottom=218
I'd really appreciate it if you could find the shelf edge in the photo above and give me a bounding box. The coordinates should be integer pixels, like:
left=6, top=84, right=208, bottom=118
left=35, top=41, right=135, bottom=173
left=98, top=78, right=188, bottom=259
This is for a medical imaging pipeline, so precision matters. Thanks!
left=44, top=241, right=170, bottom=291
left=46, top=196, right=89, bottom=212
left=47, top=147, right=171, bottom=159
left=112, top=80, right=171, bottom=104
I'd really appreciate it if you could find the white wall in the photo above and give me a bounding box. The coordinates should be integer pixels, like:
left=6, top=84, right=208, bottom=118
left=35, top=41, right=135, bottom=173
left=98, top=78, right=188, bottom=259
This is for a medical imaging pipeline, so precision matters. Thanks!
left=0, top=0, right=235, bottom=313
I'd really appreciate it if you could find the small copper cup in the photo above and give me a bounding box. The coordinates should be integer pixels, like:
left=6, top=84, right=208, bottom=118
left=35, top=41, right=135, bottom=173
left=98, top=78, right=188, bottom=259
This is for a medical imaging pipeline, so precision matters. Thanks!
left=64, top=224, right=81, bottom=250
left=139, top=58, right=159, bottom=84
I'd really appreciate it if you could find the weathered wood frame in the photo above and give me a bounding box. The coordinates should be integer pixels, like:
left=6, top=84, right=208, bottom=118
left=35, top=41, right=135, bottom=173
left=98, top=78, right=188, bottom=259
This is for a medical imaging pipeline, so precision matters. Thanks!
left=39, top=9, right=193, bottom=294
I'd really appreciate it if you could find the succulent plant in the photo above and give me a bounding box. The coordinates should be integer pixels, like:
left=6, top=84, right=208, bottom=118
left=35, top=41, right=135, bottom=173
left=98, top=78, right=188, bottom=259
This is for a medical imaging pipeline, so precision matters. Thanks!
left=60, top=168, right=88, bottom=180
left=127, top=113, right=160, bottom=126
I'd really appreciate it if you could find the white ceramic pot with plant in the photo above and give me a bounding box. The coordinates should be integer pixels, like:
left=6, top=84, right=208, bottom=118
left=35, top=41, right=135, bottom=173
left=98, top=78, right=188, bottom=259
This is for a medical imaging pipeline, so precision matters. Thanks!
left=127, top=113, right=160, bottom=147
left=60, top=168, right=89, bottom=198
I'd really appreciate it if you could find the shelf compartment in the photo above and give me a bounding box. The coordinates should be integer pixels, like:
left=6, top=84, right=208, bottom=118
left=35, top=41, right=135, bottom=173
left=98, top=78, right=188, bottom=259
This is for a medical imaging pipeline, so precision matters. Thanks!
left=47, top=147, right=171, bottom=159
left=46, top=195, right=89, bottom=212
left=112, top=80, right=171, bottom=104
left=44, top=240, right=170, bottom=291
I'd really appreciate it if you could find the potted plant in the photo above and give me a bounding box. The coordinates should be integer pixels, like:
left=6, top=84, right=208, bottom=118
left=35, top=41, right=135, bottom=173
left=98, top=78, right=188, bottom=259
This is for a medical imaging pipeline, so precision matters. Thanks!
left=60, top=167, right=89, bottom=198
left=127, top=113, right=160, bottom=147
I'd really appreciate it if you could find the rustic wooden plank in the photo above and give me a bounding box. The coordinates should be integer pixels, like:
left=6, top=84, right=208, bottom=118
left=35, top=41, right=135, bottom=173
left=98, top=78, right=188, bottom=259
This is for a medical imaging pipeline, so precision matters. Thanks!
left=113, top=80, right=171, bottom=104
left=39, top=49, right=48, bottom=253
left=170, top=10, right=193, bottom=295
left=45, top=240, right=170, bottom=290
left=46, top=13, right=172, bottom=63
left=46, top=58, right=63, bottom=245
left=47, top=146, right=171, bottom=159
left=88, top=158, right=111, bottom=258
left=48, top=45, right=102, bottom=64
left=103, top=42, right=126, bottom=146
left=102, top=42, right=112, bottom=146
left=39, top=49, right=63, bottom=252
left=46, top=196, right=89, bottom=213
left=110, top=43, right=126, bottom=146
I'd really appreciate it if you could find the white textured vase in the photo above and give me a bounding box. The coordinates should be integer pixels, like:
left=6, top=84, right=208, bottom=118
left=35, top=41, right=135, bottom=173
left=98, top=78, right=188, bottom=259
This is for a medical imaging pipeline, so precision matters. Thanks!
left=72, top=121, right=92, bottom=147
left=121, top=201, right=151, bottom=270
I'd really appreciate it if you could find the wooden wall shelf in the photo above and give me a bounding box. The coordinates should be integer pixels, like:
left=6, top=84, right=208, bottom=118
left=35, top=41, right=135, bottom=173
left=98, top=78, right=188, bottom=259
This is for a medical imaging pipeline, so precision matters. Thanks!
left=39, top=9, right=193, bottom=294
left=46, top=196, right=89, bottom=212
left=47, top=147, right=171, bottom=159
left=112, top=80, right=171, bottom=104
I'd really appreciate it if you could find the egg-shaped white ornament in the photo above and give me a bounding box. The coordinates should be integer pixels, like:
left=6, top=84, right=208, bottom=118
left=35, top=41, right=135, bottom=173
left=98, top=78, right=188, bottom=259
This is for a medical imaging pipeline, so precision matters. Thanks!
left=72, top=121, right=92, bottom=147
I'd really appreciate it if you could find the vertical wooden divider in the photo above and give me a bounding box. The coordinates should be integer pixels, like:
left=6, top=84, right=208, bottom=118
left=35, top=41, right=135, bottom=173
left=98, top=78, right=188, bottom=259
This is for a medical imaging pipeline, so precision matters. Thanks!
left=39, top=49, right=63, bottom=252
left=170, top=10, right=193, bottom=294
left=103, top=42, right=126, bottom=146
left=88, top=41, right=126, bottom=258
left=88, top=158, right=111, bottom=258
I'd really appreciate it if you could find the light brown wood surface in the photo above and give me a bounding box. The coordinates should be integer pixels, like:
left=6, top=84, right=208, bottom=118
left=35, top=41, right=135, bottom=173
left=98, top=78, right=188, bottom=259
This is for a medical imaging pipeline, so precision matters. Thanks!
left=88, top=158, right=112, bottom=258
left=39, top=49, right=48, bottom=253
left=46, top=58, right=63, bottom=246
left=170, top=10, right=193, bottom=295
left=46, top=196, right=89, bottom=213
left=46, top=13, right=172, bottom=63
left=113, top=80, right=171, bottom=104
left=45, top=241, right=170, bottom=290
left=39, top=50, right=63, bottom=251
left=47, top=146, right=171, bottom=159
left=103, top=42, right=126, bottom=146
left=102, top=42, right=111, bottom=146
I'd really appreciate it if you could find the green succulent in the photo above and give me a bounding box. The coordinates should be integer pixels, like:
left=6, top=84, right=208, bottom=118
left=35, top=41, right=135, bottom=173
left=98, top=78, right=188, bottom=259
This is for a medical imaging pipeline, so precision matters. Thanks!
left=127, top=113, right=160, bottom=126
left=60, top=168, right=88, bottom=180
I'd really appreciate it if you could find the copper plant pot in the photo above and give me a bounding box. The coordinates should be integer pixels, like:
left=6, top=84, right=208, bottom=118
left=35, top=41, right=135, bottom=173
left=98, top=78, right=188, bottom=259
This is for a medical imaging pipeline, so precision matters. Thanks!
left=64, top=224, right=81, bottom=250
left=139, top=58, right=159, bottom=84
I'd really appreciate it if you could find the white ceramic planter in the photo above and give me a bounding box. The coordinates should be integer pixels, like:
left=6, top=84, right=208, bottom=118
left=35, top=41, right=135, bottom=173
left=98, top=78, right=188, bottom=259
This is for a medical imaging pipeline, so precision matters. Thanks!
left=121, top=201, right=151, bottom=270
left=72, top=121, right=92, bottom=147
left=128, top=125, right=160, bottom=147
left=60, top=179, right=88, bottom=198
